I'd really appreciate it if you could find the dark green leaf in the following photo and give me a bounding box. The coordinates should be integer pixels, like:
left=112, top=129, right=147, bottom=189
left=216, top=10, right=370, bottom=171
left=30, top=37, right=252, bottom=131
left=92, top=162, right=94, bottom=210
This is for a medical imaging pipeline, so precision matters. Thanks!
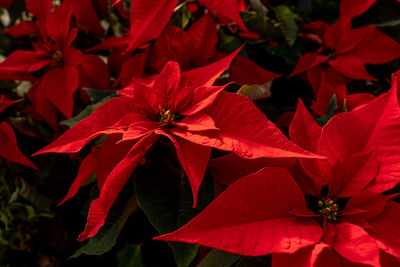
left=135, top=157, right=216, bottom=267
left=70, top=196, right=137, bottom=258
left=61, top=94, right=116, bottom=128
left=117, top=243, right=144, bottom=267
left=198, top=249, right=240, bottom=267
left=316, top=94, right=340, bottom=126
left=275, top=5, right=299, bottom=46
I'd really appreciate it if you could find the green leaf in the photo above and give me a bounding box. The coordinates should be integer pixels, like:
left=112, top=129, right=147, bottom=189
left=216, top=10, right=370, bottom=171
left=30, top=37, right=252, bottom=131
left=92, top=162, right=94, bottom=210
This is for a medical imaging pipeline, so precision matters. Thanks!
left=135, top=156, right=216, bottom=267
left=117, top=244, right=144, bottom=267
left=218, top=28, right=243, bottom=54
left=237, top=83, right=272, bottom=101
left=353, top=0, right=400, bottom=27
left=316, top=94, right=339, bottom=126
left=198, top=249, right=240, bottom=267
left=275, top=5, right=299, bottom=46
left=7, top=177, right=54, bottom=219
left=61, top=93, right=116, bottom=128
left=84, top=88, right=117, bottom=104
left=241, top=11, right=281, bottom=38
left=70, top=195, right=137, bottom=258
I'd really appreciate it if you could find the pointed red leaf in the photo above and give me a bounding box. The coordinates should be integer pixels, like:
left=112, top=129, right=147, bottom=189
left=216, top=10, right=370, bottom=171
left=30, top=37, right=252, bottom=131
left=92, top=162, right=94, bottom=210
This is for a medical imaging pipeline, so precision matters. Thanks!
left=0, top=50, right=51, bottom=73
left=329, top=151, right=378, bottom=198
left=3, top=21, right=39, bottom=38
left=126, top=0, right=178, bottom=51
left=333, top=223, right=380, bottom=266
left=158, top=131, right=211, bottom=207
left=229, top=55, right=281, bottom=85
left=77, top=133, right=158, bottom=241
left=95, top=134, right=135, bottom=190
left=150, top=13, right=218, bottom=72
left=351, top=25, right=400, bottom=65
left=0, top=94, right=22, bottom=115
left=71, top=0, right=105, bottom=36
left=41, top=66, right=79, bottom=118
left=180, top=47, right=241, bottom=89
left=0, top=122, right=38, bottom=170
left=368, top=201, right=400, bottom=260
left=197, top=0, right=247, bottom=30
left=329, top=55, right=377, bottom=81
left=33, top=96, right=135, bottom=155
left=58, top=150, right=98, bottom=205
left=155, top=167, right=322, bottom=256
left=173, top=91, right=323, bottom=159
left=77, top=54, right=110, bottom=90
left=289, top=99, right=321, bottom=152
left=340, top=0, right=376, bottom=19
left=25, top=0, right=52, bottom=22
left=289, top=53, right=329, bottom=77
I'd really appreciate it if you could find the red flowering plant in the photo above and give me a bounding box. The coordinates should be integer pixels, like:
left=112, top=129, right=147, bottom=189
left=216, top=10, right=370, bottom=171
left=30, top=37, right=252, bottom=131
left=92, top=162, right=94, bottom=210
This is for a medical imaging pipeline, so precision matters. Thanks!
left=33, top=49, right=322, bottom=242
left=156, top=75, right=400, bottom=266
left=290, top=16, right=400, bottom=116
left=0, top=94, right=37, bottom=169
left=0, top=0, right=109, bottom=128
left=2, top=0, right=400, bottom=266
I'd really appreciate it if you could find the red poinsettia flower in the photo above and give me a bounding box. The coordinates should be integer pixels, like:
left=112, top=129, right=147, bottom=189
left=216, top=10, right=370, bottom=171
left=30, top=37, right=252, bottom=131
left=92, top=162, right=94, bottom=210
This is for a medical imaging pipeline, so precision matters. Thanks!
left=33, top=51, right=321, bottom=241
left=3, top=0, right=104, bottom=37
left=149, top=12, right=280, bottom=86
left=0, top=0, right=109, bottom=128
left=156, top=76, right=400, bottom=266
left=290, top=18, right=400, bottom=116
left=0, top=95, right=37, bottom=170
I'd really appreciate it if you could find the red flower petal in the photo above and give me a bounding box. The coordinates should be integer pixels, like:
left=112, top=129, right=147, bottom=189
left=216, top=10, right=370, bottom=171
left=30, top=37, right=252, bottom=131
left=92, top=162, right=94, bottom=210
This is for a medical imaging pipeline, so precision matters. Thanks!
left=329, top=151, right=378, bottom=198
left=289, top=99, right=322, bottom=152
left=158, top=131, right=211, bottom=207
left=0, top=94, right=22, bottom=115
left=125, top=0, right=179, bottom=51
left=0, top=122, right=38, bottom=170
left=329, top=54, right=377, bottom=81
left=77, top=54, right=110, bottom=90
left=289, top=53, right=329, bottom=77
left=178, top=91, right=322, bottom=159
left=77, top=133, right=158, bottom=241
left=58, top=149, right=98, bottom=205
left=2, top=21, right=39, bottom=38
left=340, top=0, right=376, bottom=19
left=229, top=55, right=281, bottom=85
left=333, top=223, right=380, bottom=266
left=351, top=26, right=400, bottom=65
left=149, top=13, right=217, bottom=72
left=0, top=50, right=51, bottom=73
left=41, top=66, right=79, bottom=118
left=25, top=0, right=52, bottom=22
left=33, top=96, right=135, bottom=155
left=368, top=201, right=400, bottom=260
left=197, top=0, right=247, bottom=30
left=155, top=167, right=322, bottom=256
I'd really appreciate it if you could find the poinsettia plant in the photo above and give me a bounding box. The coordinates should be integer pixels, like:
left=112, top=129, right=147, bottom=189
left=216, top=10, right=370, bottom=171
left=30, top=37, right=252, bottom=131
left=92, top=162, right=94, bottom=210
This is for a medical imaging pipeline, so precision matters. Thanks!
left=1, top=0, right=400, bottom=266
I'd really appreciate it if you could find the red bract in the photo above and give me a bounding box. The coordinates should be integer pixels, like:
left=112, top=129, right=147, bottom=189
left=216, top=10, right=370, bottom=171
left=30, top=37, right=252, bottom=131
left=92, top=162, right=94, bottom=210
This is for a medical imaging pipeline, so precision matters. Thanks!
left=290, top=18, right=400, bottom=115
left=0, top=95, right=37, bottom=170
left=149, top=13, right=280, bottom=86
left=156, top=76, right=400, bottom=266
left=34, top=51, right=321, bottom=241
left=0, top=0, right=109, bottom=128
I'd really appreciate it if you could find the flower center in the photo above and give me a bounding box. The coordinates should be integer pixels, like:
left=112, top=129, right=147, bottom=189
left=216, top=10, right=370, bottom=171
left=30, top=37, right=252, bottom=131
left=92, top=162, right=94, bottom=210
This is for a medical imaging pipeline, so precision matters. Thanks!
left=52, top=50, right=63, bottom=60
left=317, top=198, right=339, bottom=222
left=159, top=109, right=175, bottom=125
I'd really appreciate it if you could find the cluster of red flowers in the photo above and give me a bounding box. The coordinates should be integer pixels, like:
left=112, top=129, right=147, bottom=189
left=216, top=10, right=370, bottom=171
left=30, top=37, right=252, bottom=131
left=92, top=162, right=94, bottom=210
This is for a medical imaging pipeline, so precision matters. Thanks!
left=1, top=0, right=400, bottom=266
